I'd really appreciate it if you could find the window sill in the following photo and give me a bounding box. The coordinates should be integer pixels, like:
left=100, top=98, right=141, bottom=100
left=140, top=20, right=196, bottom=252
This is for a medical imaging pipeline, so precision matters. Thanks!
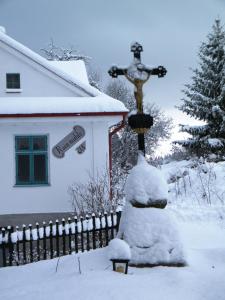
left=6, top=89, right=22, bottom=93
left=14, top=183, right=50, bottom=188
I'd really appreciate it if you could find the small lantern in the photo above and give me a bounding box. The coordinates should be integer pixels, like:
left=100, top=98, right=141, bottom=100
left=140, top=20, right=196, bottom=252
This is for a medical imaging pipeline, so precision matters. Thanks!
left=128, top=113, right=153, bottom=134
left=111, top=259, right=129, bottom=274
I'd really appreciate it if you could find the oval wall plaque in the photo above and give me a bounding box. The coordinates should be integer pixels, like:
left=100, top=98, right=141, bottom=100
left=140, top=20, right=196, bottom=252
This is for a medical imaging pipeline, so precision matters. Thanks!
left=52, top=125, right=85, bottom=158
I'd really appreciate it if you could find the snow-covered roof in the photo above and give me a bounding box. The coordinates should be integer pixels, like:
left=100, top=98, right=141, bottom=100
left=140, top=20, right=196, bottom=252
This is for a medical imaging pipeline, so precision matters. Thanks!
left=0, top=30, right=99, bottom=97
left=0, top=96, right=128, bottom=115
left=48, top=60, right=89, bottom=85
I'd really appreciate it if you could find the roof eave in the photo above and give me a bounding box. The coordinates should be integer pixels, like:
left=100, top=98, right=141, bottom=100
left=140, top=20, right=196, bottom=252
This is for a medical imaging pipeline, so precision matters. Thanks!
left=0, top=111, right=128, bottom=118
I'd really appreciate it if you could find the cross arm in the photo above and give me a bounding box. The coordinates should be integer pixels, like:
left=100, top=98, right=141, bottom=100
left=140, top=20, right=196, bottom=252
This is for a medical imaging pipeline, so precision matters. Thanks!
left=146, top=66, right=167, bottom=78
left=108, top=65, right=127, bottom=78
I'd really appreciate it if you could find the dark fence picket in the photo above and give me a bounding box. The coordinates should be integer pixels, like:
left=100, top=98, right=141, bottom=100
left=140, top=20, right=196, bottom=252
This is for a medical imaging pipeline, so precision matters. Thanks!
left=8, top=226, right=13, bottom=266
left=1, top=228, right=6, bottom=267
left=22, top=225, right=26, bottom=264
left=86, top=215, right=90, bottom=251
left=62, top=219, right=66, bottom=256
left=80, top=216, right=84, bottom=252
left=56, top=220, right=60, bottom=257
left=16, top=226, right=20, bottom=265
left=36, top=223, right=40, bottom=261
left=110, top=211, right=115, bottom=239
left=43, top=222, right=47, bottom=260
left=49, top=221, right=53, bottom=259
left=104, top=212, right=109, bottom=246
left=99, top=213, right=103, bottom=248
left=68, top=218, right=72, bottom=255
left=116, top=210, right=122, bottom=232
left=74, top=216, right=78, bottom=253
left=92, top=214, right=96, bottom=250
left=29, top=224, right=33, bottom=263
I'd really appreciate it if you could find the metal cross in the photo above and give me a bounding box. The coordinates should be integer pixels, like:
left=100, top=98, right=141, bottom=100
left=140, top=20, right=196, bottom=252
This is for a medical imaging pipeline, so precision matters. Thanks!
left=108, top=42, right=167, bottom=113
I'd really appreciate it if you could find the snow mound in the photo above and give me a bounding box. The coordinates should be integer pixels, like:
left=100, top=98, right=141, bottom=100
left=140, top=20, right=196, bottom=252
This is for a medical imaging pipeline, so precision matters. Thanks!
left=108, top=238, right=131, bottom=260
left=118, top=203, right=186, bottom=265
left=125, top=154, right=168, bottom=206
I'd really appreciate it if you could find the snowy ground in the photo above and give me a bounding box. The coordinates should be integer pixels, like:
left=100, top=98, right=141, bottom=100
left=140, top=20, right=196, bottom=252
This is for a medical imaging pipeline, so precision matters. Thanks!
left=1, top=160, right=225, bottom=300
left=0, top=216, right=225, bottom=300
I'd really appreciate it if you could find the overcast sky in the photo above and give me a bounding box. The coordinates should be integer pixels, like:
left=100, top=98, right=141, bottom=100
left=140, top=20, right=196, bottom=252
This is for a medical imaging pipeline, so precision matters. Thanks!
left=0, top=0, right=225, bottom=127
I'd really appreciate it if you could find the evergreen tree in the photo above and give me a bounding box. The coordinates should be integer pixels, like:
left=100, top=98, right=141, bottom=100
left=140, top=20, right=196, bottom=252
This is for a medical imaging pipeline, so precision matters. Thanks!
left=177, top=19, right=225, bottom=157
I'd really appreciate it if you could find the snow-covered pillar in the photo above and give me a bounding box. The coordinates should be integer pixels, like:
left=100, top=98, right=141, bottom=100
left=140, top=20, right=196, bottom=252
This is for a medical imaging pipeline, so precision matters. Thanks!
left=117, top=154, right=186, bottom=267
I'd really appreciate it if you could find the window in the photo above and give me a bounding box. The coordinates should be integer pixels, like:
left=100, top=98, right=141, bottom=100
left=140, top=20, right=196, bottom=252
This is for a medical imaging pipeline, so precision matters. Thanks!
left=15, top=136, right=48, bottom=186
left=6, top=73, right=20, bottom=89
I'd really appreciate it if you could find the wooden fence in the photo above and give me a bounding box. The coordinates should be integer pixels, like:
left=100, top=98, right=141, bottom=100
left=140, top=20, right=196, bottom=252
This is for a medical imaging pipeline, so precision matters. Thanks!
left=0, top=210, right=121, bottom=268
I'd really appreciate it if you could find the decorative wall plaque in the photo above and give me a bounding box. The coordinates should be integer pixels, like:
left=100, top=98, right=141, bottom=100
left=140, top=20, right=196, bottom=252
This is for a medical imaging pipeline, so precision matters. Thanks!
left=52, top=125, right=85, bottom=158
left=76, top=141, right=86, bottom=154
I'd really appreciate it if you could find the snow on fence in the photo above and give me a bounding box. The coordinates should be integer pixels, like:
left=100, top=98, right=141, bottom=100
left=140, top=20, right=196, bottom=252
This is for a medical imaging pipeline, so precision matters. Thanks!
left=0, top=210, right=121, bottom=267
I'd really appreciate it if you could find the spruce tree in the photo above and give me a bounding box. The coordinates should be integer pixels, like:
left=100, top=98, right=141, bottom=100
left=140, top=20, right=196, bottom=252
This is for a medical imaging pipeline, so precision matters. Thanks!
left=177, top=19, right=225, bottom=157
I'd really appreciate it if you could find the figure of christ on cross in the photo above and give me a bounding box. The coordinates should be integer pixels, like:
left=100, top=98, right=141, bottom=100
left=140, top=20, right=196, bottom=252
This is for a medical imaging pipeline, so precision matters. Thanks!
left=108, top=42, right=167, bottom=154
left=108, top=42, right=167, bottom=114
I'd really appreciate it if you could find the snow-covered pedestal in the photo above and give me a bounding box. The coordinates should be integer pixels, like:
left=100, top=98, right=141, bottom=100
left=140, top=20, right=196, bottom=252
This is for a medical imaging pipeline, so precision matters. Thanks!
left=117, top=154, right=186, bottom=266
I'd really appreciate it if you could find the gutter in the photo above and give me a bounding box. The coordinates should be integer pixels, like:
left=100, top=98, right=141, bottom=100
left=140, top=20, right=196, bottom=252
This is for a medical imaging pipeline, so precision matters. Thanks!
left=0, top=112, right=128, bottom=118
left=108, top=113, right=127, bottom=200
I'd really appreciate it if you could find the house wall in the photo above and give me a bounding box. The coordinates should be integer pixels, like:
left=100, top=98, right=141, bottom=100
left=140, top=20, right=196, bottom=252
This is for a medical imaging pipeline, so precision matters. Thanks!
left=0, top=42, right=84, bottom=97
left=0, top=116, right=113, bottom=214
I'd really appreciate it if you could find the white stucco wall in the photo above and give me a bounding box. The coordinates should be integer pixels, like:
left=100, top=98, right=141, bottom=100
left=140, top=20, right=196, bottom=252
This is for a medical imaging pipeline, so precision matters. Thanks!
left=0, top=42, right=84, bottom=97
left=0, top=116, right=116, bottom=214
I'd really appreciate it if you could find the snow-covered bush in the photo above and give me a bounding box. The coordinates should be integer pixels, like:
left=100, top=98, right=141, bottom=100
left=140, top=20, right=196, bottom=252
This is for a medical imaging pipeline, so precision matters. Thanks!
left=162, top=159, right=225, bottom=206
left=68, top=169, right=121, bottom=215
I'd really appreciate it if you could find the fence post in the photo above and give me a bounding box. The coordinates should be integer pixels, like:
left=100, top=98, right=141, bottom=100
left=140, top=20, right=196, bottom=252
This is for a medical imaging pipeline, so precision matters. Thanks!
left=74, top=216, right=78, bottom=253
left=62, top=219, right=66, bottom=256
left=16, top=226, right=20, bottom=265
left=49, top=221, right=53, bottom=259
left=68, top=218, right=72, bottom=255
left=110, top=211, right=114, bottom=239
left=116, top=210, right=122, bottom=232
left=22, top=225, right=27, bottom=264
left=1, top=228, right=6, bottom=267
left=104, top=212, right=109, bottom=246
left=43, top=222, right=47, bottom=260
left=36, top=223, right=40, bottom=261
left=80, top=216, right=84, bottom=252
left=92, top=213, right=96, bottom=250
left=99, top=213, right=103, bottom=248
left=8, top=226, right=14, bottom=266
left=29, top=224, right=33, bottom=263
left=55, top=220, right=60, bottom=257
left=86, top=215, right=90, bottom=251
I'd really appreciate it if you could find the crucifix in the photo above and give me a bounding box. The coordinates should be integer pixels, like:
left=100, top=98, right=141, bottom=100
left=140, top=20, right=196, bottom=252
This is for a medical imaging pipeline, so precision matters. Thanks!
left=108, top=42, right=167, bottom=155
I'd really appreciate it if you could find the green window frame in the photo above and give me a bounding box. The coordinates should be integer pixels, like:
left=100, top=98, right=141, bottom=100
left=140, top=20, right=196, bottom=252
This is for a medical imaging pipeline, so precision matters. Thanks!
left=6, top=73, right=21, bottom=89
left=15, top=136, right=48, bottom=186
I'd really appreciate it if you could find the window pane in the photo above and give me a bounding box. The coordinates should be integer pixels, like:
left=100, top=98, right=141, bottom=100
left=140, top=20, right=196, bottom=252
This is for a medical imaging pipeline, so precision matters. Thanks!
left=33, top=137, right=47, bottom=150
left=17, top=155, right=30, bottom=182
left=34, top=154, right=47, bottom=182
left=6, top=73, right=20, bottom=89
left=16, top=137, right=30, bottom=150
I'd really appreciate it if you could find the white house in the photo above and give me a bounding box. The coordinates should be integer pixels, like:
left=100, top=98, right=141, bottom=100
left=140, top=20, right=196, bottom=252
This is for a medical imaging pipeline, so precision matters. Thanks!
left=0, top=27, right=128, bottom=223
